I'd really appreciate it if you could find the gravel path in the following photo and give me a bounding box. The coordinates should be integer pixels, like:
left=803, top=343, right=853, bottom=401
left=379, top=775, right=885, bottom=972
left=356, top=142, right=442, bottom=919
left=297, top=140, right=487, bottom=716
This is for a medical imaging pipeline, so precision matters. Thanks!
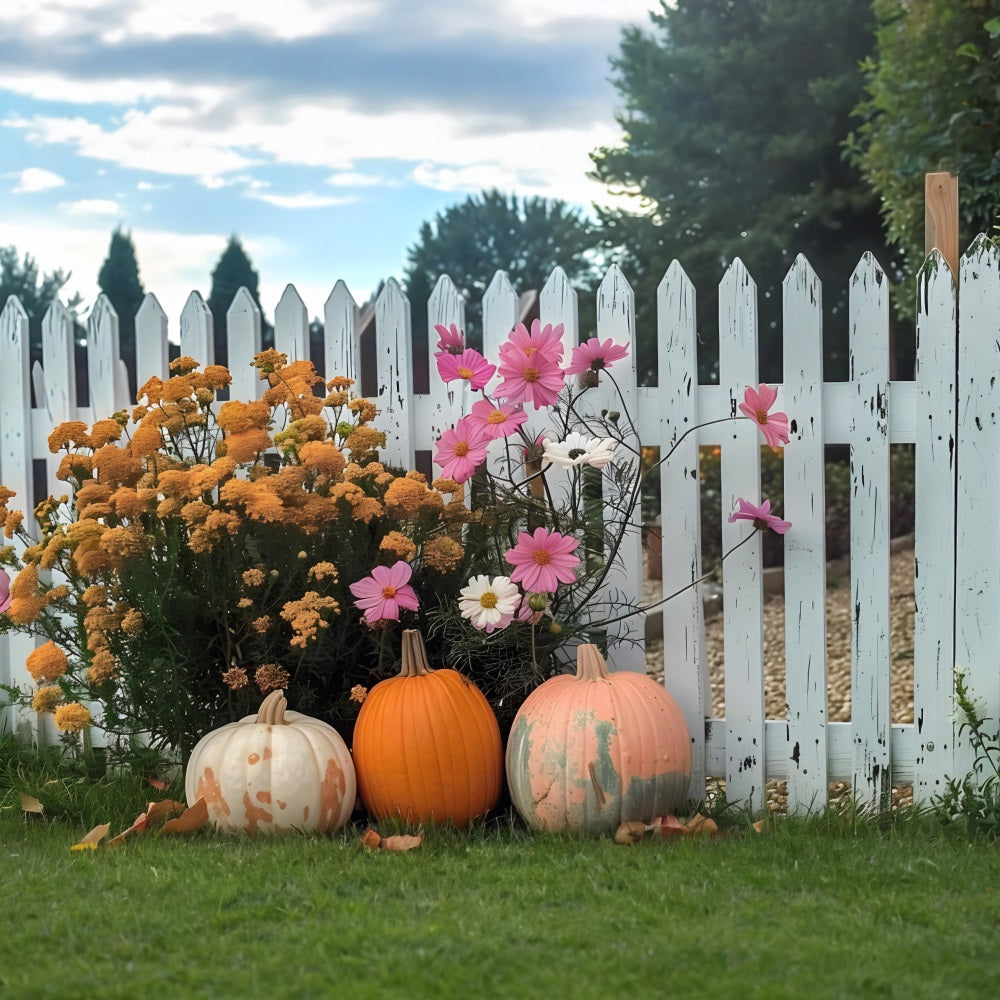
left=645, top=539, right=917, bottom=810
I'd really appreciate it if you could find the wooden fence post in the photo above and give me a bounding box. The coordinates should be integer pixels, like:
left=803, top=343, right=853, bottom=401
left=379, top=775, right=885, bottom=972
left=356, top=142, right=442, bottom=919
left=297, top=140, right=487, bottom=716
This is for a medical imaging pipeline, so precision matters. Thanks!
left=925, top=172, right=959, bottom=278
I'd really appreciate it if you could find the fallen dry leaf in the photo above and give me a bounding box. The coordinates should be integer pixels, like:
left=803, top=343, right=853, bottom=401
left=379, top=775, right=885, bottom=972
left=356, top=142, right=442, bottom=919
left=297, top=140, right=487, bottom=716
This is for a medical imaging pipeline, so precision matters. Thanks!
left=162, top=798, right=208, bottom=834
left=20, top=793, right=44, bottom=814
left=684, top=813, right=719, bottom=837
left=651, top=814, right=690, bottom=839
left=380, top=831, right=423, bottom=852
left=143, top=799, right=186, bottom=824
left=359, top=828, right=382, bottom=850
left=614, top=821, right=650, bottom=845
left=70, top=823, right=110, bottom=852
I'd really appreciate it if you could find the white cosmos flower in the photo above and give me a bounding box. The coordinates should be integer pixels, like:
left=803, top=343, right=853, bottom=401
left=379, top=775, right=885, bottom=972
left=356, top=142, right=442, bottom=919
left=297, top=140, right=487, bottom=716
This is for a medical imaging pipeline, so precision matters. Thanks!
left=541, top=432, right=618, bottom=470
left=458, top=574, right=521, bottom=632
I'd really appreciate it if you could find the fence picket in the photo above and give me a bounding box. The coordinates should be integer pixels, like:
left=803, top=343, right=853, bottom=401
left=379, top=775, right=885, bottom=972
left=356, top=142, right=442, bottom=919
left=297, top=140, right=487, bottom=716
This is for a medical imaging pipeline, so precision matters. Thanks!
left=912, top=252, right=958, bottom=802
left=41, top=301, right=78, bottom=495
left=718, top=258, right=766, bottom=810
left=848, top=252, right=892, bottom=809
left=656, top=260, right=709, bottom=796
left=274, top=284, right=308, bottom=364
left=323, top=280, right=360, bottom=388
left=180, top=291, right=213, bottom=369
left=88, top=294, right=123, bottom=420
left=425, top=275, right=469, bottom=451
left=226, top=287, right=263, bottom=401
left=135, top=293, right=169, bottom=390
left=955, top=237, right=1000, bottom=780
left=0, top=295, right=36, bottom=738
left=374, top=278, right=415, bottom=470
left=782, top=255, right=829, bottom=813
left=590, top=265, right=643, bottom=671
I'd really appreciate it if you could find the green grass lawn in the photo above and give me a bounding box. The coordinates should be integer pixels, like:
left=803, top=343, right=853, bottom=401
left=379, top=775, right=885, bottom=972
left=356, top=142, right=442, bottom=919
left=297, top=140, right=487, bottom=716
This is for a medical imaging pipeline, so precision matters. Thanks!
left=2, top=775, right=998, bottom=1000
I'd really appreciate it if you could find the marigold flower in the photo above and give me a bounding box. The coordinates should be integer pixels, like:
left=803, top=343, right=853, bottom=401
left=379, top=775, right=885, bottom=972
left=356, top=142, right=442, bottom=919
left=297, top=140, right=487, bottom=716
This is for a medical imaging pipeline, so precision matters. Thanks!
left=255, top=664, right=291, bottom=694
left=222, top=666, right=250, bottom=690
left=54, top=702, right=92, bottom=732
left=280, top=592, right=341, bottom=647
left=383, top=477, right=426, bottom=518
left=251, top=616, right=272, bottom=634
left=347, top=398, right=379, bottom=423
left=47, top=421, right=90, bottom=453
left=350, top=684, right=368, bottom=704
left=422, top=536, right=464, bottom=573
left=120, top=609, right=144, bottom=636
left=128, top=420, right=164, bottom=459
left=298, top=440, right=347, bottom=478
left=27, top=640, right=68, bottom=683
left=8, top=564, right=48, bottom=624
left=327, top=375, right=354, bottom=390
left=242, top=568, right=266, bottom=587
left=31, top=685, right=63, bottom=714
left=379, top=531, right=417, bottom=561
left=307, top=561, right=338, bottom=581
left=87, top=648, right=118, bottom=685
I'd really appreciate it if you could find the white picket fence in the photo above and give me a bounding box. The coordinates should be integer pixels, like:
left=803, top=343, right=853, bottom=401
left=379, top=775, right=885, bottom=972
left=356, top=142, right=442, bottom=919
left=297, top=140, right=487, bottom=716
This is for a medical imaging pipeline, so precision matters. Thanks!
left=2, top=239, right=999, bottom=814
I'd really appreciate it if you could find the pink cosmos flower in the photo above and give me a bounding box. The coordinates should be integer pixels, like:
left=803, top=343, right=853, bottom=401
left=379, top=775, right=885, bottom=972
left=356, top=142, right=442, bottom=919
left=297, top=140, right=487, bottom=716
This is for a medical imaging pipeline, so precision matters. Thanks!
left=504, top=527, right=581, bottom=593
left=564, top=336, right=630, bottom=376
left=433, top=323, right=465, bottom=355
left=433, top=415, right=491, bottom=483
left=502, top=319, right=565, bottom=364
left=495, top=347, right=566, bottom=410
left=349, top=561, right=420, bottom=624
left=739, top=384, right=790, bottom=448
left=435, top=348, right=497, bottom=390
left=467, top=399, right=528, bottom=441
left=728, top=498, right=792, bottom=535
left=0, top=568, right=10, bottom=615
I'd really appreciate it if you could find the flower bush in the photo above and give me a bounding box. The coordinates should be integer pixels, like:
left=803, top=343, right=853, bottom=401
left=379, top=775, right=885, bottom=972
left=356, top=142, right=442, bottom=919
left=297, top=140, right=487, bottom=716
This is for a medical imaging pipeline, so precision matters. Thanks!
left=0, top=328, right=792, bottom=764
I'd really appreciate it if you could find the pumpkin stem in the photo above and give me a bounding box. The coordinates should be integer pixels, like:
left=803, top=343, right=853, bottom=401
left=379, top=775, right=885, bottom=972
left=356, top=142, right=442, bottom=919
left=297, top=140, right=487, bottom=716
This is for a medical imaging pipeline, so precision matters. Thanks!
left=575, top=644, right=611, bottom=682
left=255, top=689, right=289, bottom=725
left=400, top=629, right=435, bottom=677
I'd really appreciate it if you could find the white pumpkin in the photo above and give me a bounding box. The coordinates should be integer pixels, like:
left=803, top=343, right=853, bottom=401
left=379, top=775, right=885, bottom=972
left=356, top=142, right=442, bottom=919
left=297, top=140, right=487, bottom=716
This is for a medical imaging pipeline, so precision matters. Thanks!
left=184, top=690, right=356, bottom=835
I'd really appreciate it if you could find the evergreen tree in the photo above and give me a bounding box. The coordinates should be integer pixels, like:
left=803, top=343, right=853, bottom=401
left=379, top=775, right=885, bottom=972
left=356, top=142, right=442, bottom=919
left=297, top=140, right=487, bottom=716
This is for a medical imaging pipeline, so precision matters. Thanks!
left=403, top=190, right=606, bottom=365
left=97, top=227, right=145, bottom=398
left=591, top=0, right=899, bottom=381
left=207, top=236, right=269, bottom=368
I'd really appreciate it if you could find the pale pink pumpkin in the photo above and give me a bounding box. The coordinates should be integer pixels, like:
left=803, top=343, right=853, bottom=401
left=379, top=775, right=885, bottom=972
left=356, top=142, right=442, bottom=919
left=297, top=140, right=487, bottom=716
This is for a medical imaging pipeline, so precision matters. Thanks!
left=506, top=644, right=691, bottom=835
left=184, top=690, right=356, bottom=835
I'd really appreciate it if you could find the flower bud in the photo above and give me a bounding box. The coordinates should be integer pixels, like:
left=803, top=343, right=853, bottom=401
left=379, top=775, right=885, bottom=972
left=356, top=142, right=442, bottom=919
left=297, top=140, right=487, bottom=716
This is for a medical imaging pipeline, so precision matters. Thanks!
left=527, top=593, right=548, bottom=612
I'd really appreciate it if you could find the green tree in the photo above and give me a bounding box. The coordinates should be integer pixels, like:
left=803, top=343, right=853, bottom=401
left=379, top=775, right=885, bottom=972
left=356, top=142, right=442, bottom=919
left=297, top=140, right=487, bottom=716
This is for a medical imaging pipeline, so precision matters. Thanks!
left=591, top=0, right=899, bottom=381
left=403, top=190, right=606, bottom=368
left=97, top=227, right=145, bottom=399
left=0, top=245, right=83, bottom=381
left=847, top=0, right=1000, bottom=295
left=207, top=236, right=270, bottom=368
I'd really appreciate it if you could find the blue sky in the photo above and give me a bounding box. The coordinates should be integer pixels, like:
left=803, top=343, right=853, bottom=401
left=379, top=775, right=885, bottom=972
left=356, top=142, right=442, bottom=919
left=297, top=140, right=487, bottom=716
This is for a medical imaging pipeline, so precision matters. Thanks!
left=1, top=0, right=660, bottom=326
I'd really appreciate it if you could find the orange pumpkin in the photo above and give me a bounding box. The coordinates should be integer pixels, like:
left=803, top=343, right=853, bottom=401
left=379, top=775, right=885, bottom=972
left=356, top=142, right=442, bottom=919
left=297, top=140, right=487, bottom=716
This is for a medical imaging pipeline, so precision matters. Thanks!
left=184, top=690, right=356, bottom=835
left=352, top=629, right=503, bottom=826
left=506, top=644, right=691, bottom=835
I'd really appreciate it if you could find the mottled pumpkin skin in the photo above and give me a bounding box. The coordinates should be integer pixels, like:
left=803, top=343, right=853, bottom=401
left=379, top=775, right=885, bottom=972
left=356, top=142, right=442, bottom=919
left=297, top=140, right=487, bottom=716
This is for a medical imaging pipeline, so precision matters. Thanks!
left=185, top=708, right=356, bottom=835
left=506, top=665, right=691, bottom=835
left=352, top=669, right=503, bottom=826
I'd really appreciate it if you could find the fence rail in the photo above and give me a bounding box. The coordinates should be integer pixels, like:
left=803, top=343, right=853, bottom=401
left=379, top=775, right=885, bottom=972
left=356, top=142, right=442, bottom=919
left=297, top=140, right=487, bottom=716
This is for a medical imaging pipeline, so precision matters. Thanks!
left=3, top=239, right=999, bottom=813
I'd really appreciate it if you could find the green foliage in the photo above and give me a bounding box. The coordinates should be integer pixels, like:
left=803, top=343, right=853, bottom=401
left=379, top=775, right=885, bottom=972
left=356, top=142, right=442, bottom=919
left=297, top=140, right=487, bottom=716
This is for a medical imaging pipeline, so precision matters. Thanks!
left=403, top=190, right=605, bottom=356
left=97, top=227, right=145, bottom=400
left=932, top=668, right=1000, bottom=840
left=207, top=236, right=270, bottom=367
left=591, top=0, right=902, bottom=381
left=848, top=0, right=1000, bottom=318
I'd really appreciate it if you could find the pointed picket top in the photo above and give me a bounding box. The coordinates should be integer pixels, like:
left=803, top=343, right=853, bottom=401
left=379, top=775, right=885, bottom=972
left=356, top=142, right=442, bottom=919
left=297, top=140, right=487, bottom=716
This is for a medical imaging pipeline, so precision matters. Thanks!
left=323, top=280, right=359, bottom=387
left=135, top=292, right=169, bottom=389
left=595, top=263, right=635, bottom=340
left=275, top=283, right=308, bottom=363
left=1, top=292, right=28, bottom=326
left=374, top=277, right=415, bottom=469
left=88, top=293, right=121, bottom=419
left=42, top=299, right=76, bottom=423
left=783, top=253, right=820, bottom=296
left=849, top=251, right=886, bottom=295
left=482, top=269, right=518, bottom=360
left=227, top=286, right=262, bottom=399
left=426, top=273, right=470, bottom=437
left=180, top=291, right=213, bottom=367
left=539, top=265, right=578, bottom=349
left=428, top=274, right=466, bottom=333
left=962, top=231, right=995, bottom=262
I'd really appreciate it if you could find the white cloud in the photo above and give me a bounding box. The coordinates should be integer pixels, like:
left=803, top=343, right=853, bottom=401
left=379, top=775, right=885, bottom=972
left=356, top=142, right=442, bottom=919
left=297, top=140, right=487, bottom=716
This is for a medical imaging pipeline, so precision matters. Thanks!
left=64, top=198, right=121, bottom=215
left=325, top=171, right=386, bottom=188
left=246, top=190, right=357, bottom=210
left=12, top=166, right=65, bottom=193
